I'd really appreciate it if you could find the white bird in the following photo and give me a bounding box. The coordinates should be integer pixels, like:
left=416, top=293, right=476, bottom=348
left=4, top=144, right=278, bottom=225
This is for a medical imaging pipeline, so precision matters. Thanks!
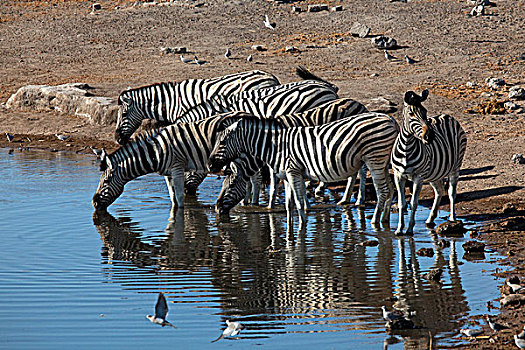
left=507, top=281, right=525, bottom=293
left=470, top=4, right=485, bottom=16
left=518, top=325, right=525, bottom=339
left=211, top=320, right=244, bottom=342
left=247, top=55, right=253, bottom=62
left=405, top=55, right=418, bottom=64
left=224, top=48, right=231, bottom=59
left=55, top=133, right=69, bottom=141
left=194, top=56, right=207, bottom=66
left=515, top=335, right=525, bottom=349
left=146, top=292, right=176, bottom=328
left=180, top=55, right=192, bottom=63
left=264, top=14, right=276, bottom=30
left=384, top=50, right=397, bottom=61
left=381, top=306, right=404, bottom=322
left=460, top=328, right=483, bottom=338
left=485, top=315, right=509, bottom=332
left=5, top=132, right=14, bottom=142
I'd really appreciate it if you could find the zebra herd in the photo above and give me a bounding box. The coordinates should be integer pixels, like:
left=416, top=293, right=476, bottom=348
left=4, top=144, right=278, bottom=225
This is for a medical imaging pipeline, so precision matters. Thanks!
left=92, top=68, right=467, bottom=235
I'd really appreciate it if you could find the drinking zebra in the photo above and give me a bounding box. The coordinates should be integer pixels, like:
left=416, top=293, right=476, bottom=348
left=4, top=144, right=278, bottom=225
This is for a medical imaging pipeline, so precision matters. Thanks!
left=208, top=112, right=399, bottom=232
left=391, top=90, right=467, bottom=235
left=93, top=114, right=247, bottom=211
left=213, top=98, right=370, bottom=215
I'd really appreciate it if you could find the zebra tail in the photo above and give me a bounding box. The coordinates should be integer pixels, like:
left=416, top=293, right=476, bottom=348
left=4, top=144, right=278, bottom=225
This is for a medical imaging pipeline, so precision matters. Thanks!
left=295, top=66, right=339, bottom=93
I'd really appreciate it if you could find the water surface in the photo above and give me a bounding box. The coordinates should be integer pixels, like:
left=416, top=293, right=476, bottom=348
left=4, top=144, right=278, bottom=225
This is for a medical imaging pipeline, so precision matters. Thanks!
left=0, top=149, right=502, bottom=349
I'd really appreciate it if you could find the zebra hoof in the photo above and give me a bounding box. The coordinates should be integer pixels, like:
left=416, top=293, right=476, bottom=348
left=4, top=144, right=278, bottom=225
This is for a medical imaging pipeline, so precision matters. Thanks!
left=425, top=221, right=436, bottom=228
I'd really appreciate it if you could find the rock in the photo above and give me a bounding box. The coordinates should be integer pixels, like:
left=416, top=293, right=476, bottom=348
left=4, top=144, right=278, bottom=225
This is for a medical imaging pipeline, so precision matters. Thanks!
left=423, top=268, right=443, bottom=282
left=505, top=101, right=519, bottom=111
left=365, top=96, right=397, bottom=113
left=512, top=154, right=525, bottom=164
left=332, top=5, right=343, bottom=12
left=160, top=46, right=187, bottom=55
left=251, top=45, right=266, bottom=51
left=462, top=240, right=485, bottom=253
left=92, top=3, right=102, bottom=11
left=307, top=4, right=329, bottom=12
left=486, top=77, right=505, bottom=89
left=500, top=217, right=525, bottom=230
left=350, top=22, right=370, bottom=38
left=284, top=46, right=298, bottom=53
left=466, top=81, right=476, bottom=88
left=436, top=221, right=466, bottom=236
left=291, top=6, right=301, bottom=13
left=5, top=83, right=118, bottom=126
left=371, top=35, right=397, bottom=49
left=500, top=294, right=525, bottom=308
left=509, top=86, right=525, bottom=100
left=466, top=100, right=506, bottom=115
left=416, top=247, right=434, bottom=257
left=502, top=202, right=517, bottom=214
left=359, top=240, right=379, bottom=247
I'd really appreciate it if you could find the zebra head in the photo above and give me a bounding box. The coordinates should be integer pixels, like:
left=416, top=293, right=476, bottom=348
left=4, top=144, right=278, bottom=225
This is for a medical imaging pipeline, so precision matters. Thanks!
left=208, top=120, right=243, bottom=174
left=215, top=162, right=249, bottom=216
left=115, top=91, right=143, bottom=145
left=403, top=89, right=432, bottom=143
left=92, top=149, right=125, bottom=211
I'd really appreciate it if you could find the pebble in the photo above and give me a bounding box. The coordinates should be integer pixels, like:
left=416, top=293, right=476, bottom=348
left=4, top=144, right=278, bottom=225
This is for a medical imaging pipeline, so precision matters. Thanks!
left=365, top=96, right=397, bottom=113
left=416, top=247, right=434, bottom=257
left=509, top=86, right=525, bottom=100
left=436, top=220, right=466, bottom=236
left=92, top=3, right=101, bottom=11
left=251, top=45, right=265, bottom=51
left=307, top=4, right=329, bottom=12
left=359, top=240, right=379, bottom=247
left=350, top=22, right=370, bottom=38
left=502, top=202, right=517, bottom=214
left=512, top=154, right=525, bottom=164
left=160, top=46, right=187, bottom=55
left=486, top=77, right=505, bottom=89
left=423, top=268, right=443, bottom=282
left=371, top=35, right=397, bottom=49
left=462, top=240, right=485, bottom=253
left=284, top=46, right=297, bottom=53
left=505, top=101, right=519, bottom=111
left=466, top=81, right=476, bottom=88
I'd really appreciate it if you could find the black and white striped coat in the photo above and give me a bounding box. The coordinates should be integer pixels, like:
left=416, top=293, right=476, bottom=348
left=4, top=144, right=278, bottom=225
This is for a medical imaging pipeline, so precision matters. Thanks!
left=214, top=99, right=369, bottom=214
left=93, top=114, right=245, bottom=211
left=208, top=112, right=399, bottom=231
left=391, top=90, right=467, bottom=235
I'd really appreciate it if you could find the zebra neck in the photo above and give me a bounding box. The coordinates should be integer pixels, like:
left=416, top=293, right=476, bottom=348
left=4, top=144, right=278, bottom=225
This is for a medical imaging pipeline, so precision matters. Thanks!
left=244, top=123, right=284, bottom=168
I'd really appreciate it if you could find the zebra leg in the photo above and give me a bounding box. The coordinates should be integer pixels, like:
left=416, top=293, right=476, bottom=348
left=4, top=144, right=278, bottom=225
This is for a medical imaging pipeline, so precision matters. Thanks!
left=184, top=172, right=206, bottom=195
left=169, top=167, right=186, bottom=209
left=448, top=172, right=459, bottom=221
left=369, top=167, right=389, bottom=227
left=284, top=180, right=295, bottom=233
left=250, top=172, right=262, bottom=205
left=302, top=178, right=311, bottom=210
left=286, top=171, right=307, bottom=232
left=427, top=180, right=445, bottom=226
left=337, top=176, right=357, bottom=206
left=394, top=172, right=407, bottom=235
left=267, top=171, right=280, bottom=209
left=356, top=165, right=368, bottom=206
left=164, top=175, right=176, bottom=206
left=406, top=178, right=423, bottom=235
left=381, top=167, right=394, bottom=224
left=243, top=179, right=253, bottom=206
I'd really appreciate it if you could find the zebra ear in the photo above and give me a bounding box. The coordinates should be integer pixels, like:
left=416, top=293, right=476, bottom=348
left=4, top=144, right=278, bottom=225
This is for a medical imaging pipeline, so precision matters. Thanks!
left=99, top=148, right=112, bottom=171
left=420, top=89, right=429, bottom=102
left=118, top=95, right=132, bottom=106
left=404, top=91, right=416, bottom=105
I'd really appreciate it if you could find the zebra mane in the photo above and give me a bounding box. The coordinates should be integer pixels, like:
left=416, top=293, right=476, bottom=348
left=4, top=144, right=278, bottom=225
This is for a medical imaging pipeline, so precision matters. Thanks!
left=295, top=66, right=339, bottom=93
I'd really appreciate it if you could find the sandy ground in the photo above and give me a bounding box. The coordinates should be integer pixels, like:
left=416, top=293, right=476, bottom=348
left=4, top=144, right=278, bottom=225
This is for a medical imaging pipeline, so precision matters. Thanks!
left=1, top=0, right=524, bottom=347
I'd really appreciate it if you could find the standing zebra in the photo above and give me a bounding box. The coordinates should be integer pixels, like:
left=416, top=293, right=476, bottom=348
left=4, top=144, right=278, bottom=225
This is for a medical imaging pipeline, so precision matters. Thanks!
left=213, top=98, right=369, bottom=215
left=391, top=90, right=467, bottom=235
left=93, top=114, right=249, bottom=211
left=208, top=112, right=398, bottom=232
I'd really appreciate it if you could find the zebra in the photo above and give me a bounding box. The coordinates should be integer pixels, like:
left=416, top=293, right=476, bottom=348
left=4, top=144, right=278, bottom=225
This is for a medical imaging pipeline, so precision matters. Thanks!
left=114, top=70, right=279, bottom=196
left=176, top=78, right=340, bottom=206
left=213, top=98, right=370, bottom=215
left=208, top=112, right=399, bottom=232
left=93, top=114, right=247, bottom=212
left=391, top=90, right=467, bottom=235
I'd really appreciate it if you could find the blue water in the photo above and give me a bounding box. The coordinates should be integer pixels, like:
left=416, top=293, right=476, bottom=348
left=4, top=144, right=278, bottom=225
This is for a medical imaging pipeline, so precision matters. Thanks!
left=0, top=149, right=502, bottom=349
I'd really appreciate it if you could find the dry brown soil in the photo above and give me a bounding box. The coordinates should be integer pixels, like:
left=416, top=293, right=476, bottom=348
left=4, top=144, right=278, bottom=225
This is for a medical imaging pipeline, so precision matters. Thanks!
left=0, top=0, right=524, bottom=347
